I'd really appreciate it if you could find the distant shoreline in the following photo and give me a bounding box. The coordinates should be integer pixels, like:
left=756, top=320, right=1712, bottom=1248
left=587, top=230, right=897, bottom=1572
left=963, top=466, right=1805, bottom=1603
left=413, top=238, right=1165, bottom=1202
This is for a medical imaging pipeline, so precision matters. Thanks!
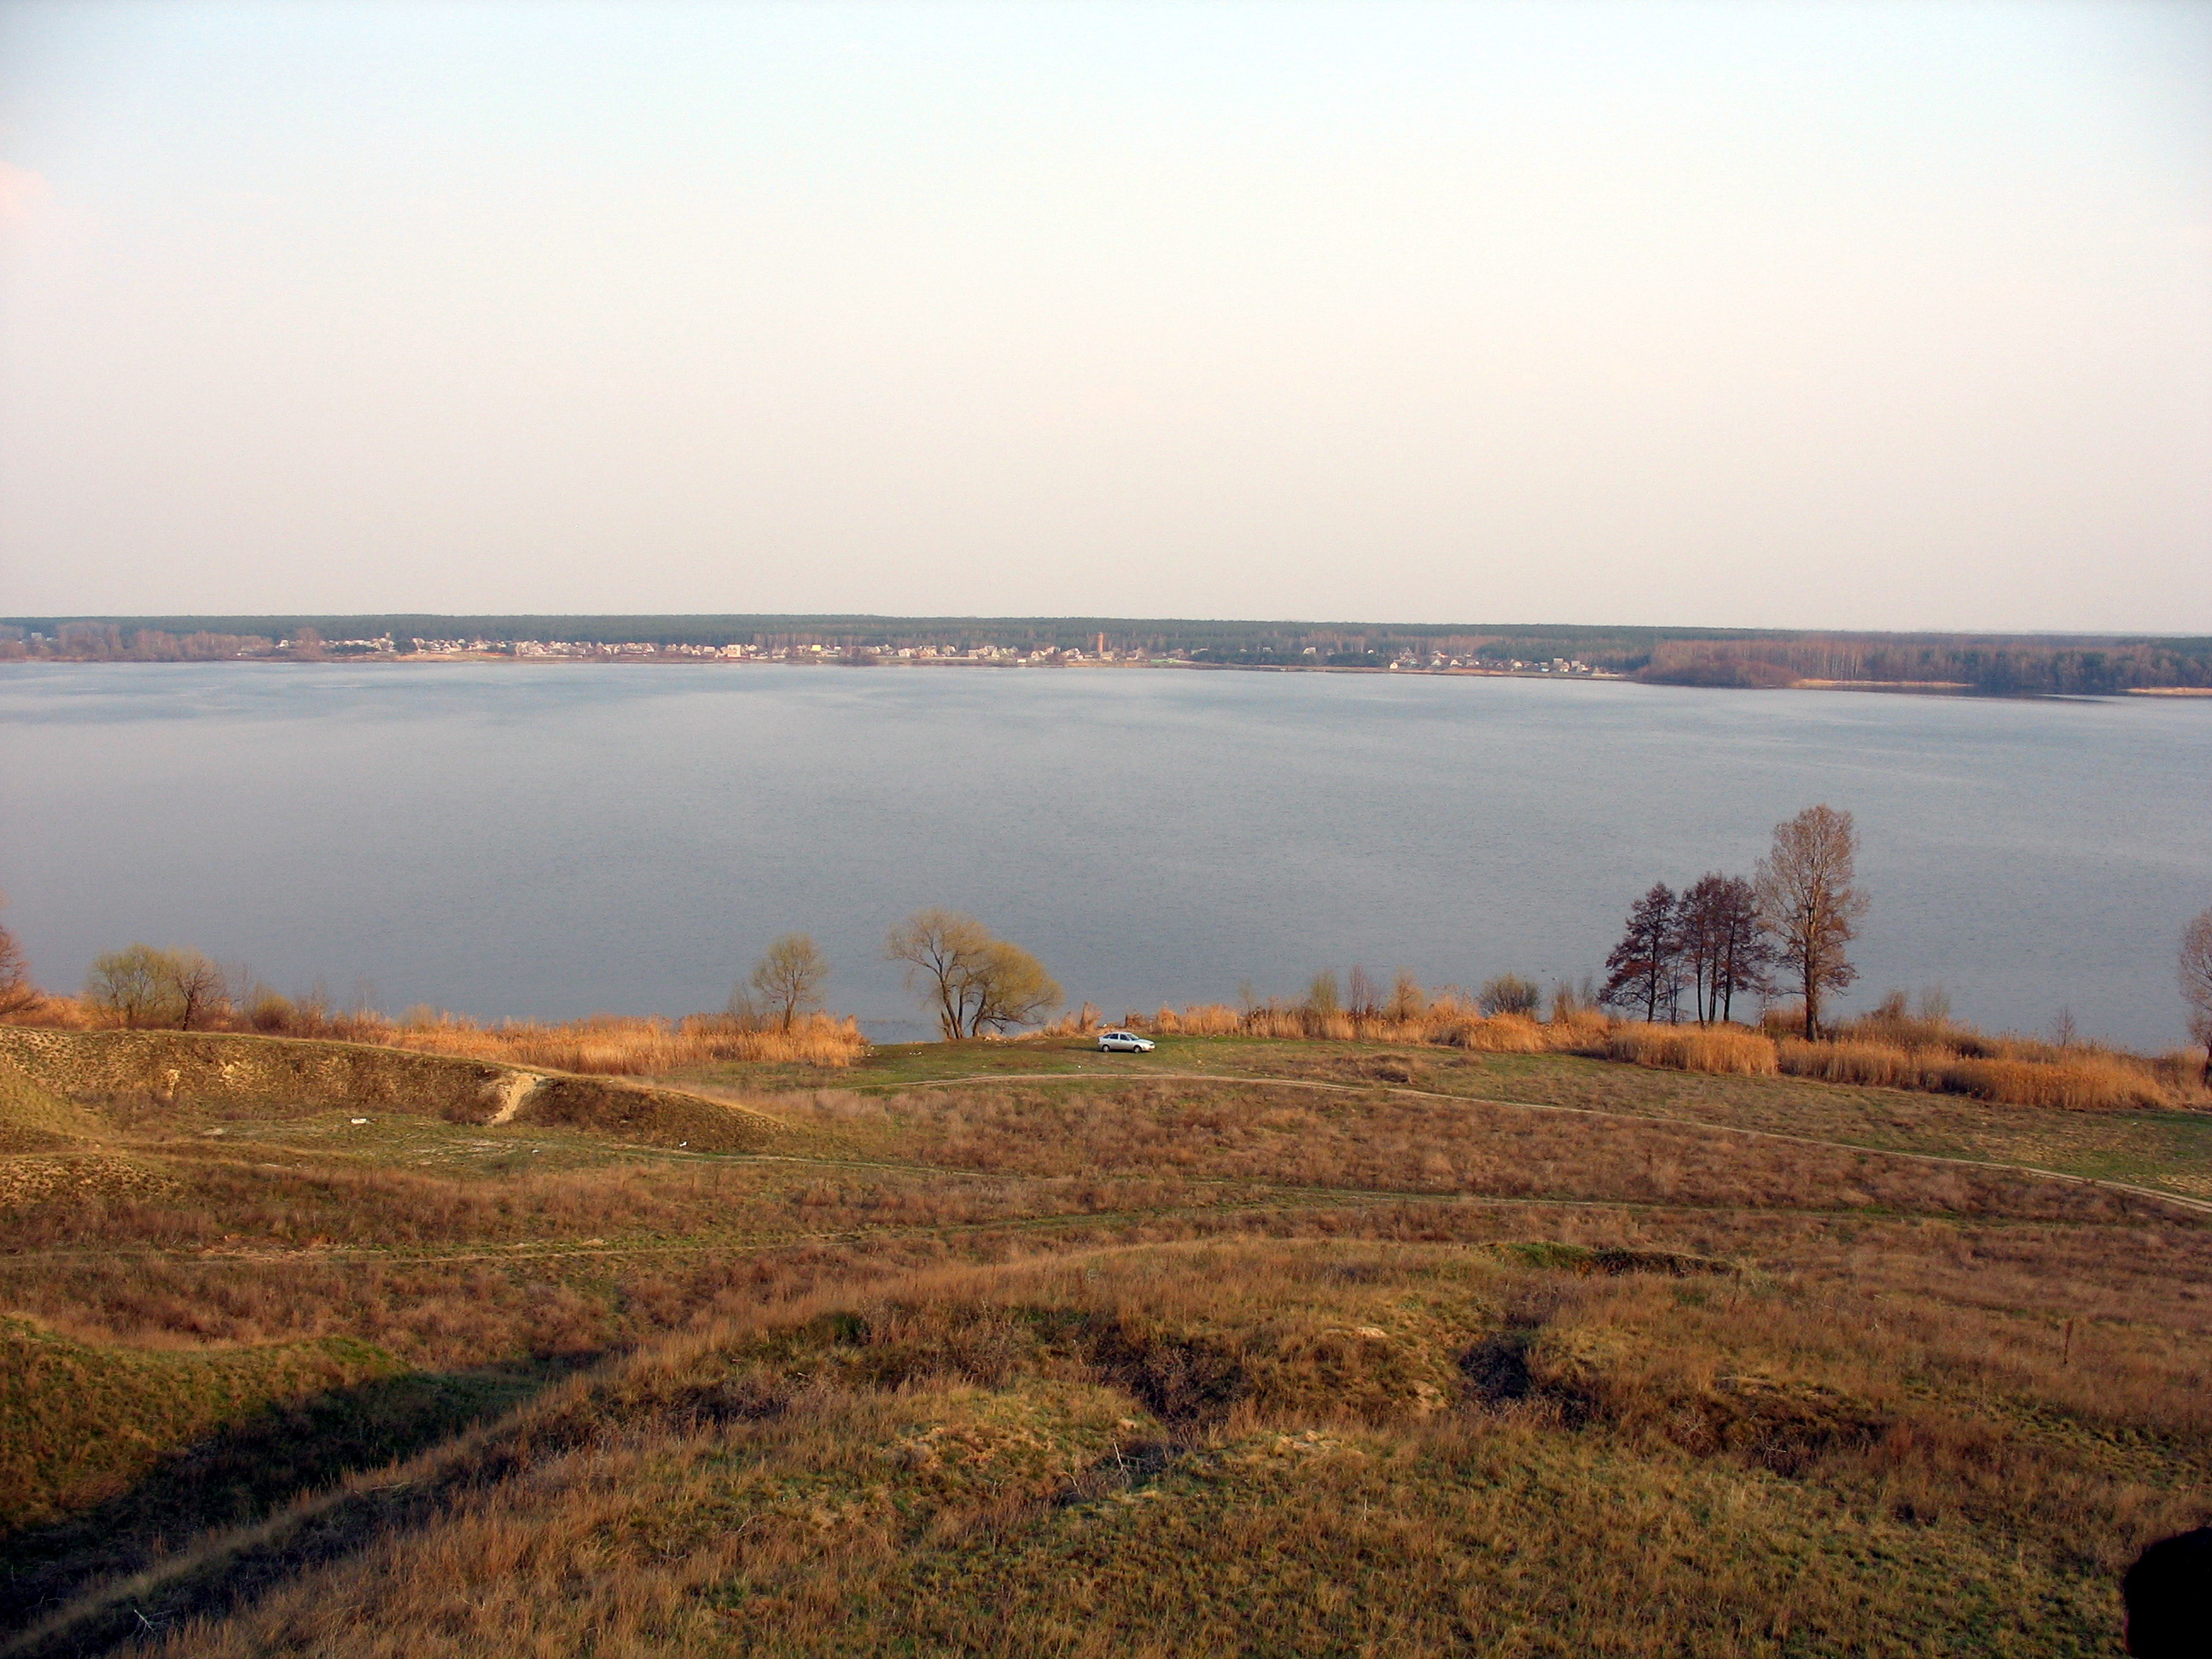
left=9, top=653, right=2209, bottom=702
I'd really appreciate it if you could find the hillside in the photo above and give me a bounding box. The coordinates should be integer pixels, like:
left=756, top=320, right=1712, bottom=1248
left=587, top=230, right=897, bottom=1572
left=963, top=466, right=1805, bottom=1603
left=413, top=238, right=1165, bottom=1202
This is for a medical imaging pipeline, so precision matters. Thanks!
left=1, top=1029, right=2206, bottom=1656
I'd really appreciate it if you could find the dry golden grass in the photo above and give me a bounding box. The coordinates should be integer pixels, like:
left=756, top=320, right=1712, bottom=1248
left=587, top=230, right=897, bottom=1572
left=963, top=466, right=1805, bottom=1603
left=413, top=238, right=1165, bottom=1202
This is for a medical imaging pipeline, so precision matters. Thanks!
left=1607, top=1023, right=1778, bottom=1075
left=1091, top=998, right=1604, bottom=1052
left=9, top=1001, right=869, bottom=1072
left=21, top=1239, right=2202, bottom=1659
left=1935, top=1052, right=2174, bottom=1112
left=370, top=1010, right=867, bottom=1073
left=777, top=1076, right=2174, bottom=1224
left=1772, top=1038, right=2180, bottom=1111
left=7, top=1016, right=2211, bottom=1658
left=1058, top=981, right=2198, bottom=1115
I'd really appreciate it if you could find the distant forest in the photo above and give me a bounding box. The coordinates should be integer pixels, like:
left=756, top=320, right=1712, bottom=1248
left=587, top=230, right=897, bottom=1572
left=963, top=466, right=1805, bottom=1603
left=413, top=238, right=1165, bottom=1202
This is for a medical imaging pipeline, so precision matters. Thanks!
left=5, top=614, right=2209, bottom=696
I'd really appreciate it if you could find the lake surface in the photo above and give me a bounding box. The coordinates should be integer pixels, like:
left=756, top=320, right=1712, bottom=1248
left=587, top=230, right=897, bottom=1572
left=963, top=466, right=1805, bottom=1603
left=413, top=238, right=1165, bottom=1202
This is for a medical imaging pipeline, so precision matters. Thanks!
left=1, top=663, right=2206, bottom=1049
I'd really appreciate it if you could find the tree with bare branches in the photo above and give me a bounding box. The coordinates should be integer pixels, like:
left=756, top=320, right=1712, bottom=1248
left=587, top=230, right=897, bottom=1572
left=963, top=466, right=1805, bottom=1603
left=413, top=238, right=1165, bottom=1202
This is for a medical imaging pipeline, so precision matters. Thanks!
left=2181, top=907, right=2212, bottom=1087
left=965, top=940, right=1061, bottom=1035
left=1755, top=805, right=1868, bottom=1039
left=1678, top=872, right=1771, bottom=1026
left=747, top=934, right=829, bottom=1032
left=84, top=944, right=229, bottom=1029
left=886, top=909, right=1060, bottom=1039
left=1601, top=883, right=1681, bottom=1023
left=886, top=909, right=991, bottom=1039
left=0, top=894, right=37, bottom=1016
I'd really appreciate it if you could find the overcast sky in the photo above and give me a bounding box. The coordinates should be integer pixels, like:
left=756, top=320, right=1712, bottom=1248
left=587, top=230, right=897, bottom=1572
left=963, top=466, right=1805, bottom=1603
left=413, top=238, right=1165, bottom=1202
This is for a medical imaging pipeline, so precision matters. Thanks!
left=1, top=1, right=2207, bottom=630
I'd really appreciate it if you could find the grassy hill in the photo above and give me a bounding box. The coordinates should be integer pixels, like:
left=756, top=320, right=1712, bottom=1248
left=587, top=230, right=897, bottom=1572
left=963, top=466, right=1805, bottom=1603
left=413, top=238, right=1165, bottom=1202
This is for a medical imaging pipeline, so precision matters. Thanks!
left=2, top=1030, right=2206, bottom=1656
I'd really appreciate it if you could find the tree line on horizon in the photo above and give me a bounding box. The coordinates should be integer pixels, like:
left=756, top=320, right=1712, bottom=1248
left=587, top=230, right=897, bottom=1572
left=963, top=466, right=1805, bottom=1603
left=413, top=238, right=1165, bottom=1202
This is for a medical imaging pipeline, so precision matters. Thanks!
left=7, top=616, right=2209, bottom=692
left=1637, top=637, right=2212, bottom=696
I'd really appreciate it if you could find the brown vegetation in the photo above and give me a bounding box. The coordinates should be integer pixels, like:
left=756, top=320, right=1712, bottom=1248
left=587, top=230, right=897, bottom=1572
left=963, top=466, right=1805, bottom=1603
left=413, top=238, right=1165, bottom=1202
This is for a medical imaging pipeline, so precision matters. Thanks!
left=1057, top=993, right=1608, bottom=1054
left=1605, top=1022, right=1778, bottom=1076
left=9, top=996, right=869, bottom=1073
left=0, top=1027, right=795, bottom=1153
left=1634, top=634, right=2212, bottom=696
left=3, top=1007, right=2209, bottom=1656
left=11, top=1231, right=2206, bottom=1658
left=374, top=1010, right=866, bottom=1074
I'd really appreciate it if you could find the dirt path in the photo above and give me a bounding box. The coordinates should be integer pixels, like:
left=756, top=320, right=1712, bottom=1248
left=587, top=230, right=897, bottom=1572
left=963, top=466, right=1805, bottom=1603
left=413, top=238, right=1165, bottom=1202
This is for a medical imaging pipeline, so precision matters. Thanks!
left=486, top=1070, right=544, bottom=1126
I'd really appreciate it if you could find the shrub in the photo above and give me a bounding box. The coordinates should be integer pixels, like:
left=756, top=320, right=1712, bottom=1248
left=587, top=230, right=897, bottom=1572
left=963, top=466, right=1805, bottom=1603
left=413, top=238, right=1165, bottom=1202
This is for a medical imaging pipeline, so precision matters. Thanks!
left=1478, top=975, right=1543, bottom=1018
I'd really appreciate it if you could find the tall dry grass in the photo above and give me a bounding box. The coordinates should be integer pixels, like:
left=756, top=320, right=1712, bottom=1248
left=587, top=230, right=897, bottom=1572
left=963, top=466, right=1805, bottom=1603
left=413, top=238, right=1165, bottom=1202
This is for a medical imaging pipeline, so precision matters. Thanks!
left=1066, top=979, right=2197, bottom=1113
left=1068, top=995, right=1605, bottom=1054
left=374, top=1010, right=868, bottom=1073
left=6, top=999, right=869, bottom=1073
left=1772, top=1037, right=2179, bottom=1111
left=1605, top=1023, right=1778, bottom=1076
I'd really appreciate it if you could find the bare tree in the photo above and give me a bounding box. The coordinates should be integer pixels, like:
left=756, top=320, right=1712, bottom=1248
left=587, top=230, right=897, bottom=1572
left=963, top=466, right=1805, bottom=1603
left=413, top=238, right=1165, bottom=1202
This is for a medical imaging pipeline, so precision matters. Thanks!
left=748, top=934, right=830, bottom=1032
left=966, top=940, right=1060, bottom=1034
left=885, top=910, right=1058, bottom=1039
left=172, top=951, right=228, bottom=1030
left=0, top=894, right=37, bottom=1016
left=2182, top=907, right=2212, bottom=1087
left=886, top=909, right=992, bottom=1039
left=81, top=944, right=228, bottom=1029
left=1387, top=970, right=1428, bottom=1023
left=1678, top=872, right=1770, bottom=1025
left=1302, top=970, right=1342, bottom=1031
left=86, top=945, right=182, bottom=1027
left=1601, top=882, right=1680, bottom=1023
left=1346, top=966, right=1382, bottom=1022
left=1754, top=805, right=1869, bottom=1039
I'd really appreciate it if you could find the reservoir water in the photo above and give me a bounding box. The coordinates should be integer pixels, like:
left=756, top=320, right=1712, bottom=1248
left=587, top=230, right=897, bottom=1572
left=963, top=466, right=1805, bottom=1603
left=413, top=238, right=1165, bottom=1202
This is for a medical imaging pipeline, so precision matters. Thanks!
left=1, top=662, right=2206, bottom=1049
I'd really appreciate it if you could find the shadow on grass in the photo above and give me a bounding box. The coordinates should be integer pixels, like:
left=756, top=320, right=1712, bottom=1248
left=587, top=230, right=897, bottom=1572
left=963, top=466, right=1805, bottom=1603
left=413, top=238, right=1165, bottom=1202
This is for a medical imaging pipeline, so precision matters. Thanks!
left=1, top=1359, right=585, bottom=1654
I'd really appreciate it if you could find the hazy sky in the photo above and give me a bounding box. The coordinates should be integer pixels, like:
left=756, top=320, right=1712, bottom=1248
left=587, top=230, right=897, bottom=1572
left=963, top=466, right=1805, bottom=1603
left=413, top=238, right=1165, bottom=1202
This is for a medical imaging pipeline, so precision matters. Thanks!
left=2, top=1, right=2207, bottom=630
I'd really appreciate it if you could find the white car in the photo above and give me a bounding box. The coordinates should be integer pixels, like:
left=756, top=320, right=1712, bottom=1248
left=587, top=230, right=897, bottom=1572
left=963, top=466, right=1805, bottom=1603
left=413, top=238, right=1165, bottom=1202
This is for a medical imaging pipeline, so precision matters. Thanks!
left=1096, top=1030, right=1155, bottom=1053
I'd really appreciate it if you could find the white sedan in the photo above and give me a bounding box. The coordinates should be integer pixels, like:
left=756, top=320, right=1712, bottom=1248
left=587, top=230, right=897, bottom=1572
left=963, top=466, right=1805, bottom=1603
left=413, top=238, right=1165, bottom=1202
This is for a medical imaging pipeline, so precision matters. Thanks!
left=1096, top=1030, right=1155, bottom=1053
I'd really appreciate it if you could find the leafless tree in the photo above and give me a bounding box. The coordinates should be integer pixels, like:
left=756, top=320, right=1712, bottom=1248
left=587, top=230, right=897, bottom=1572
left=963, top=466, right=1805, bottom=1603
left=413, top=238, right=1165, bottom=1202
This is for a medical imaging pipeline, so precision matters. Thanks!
left=172, top=952, right=229, bottom=1030
left=1754, top=805, right=1869, bottom=1039
left=966, top=940, right=1060, bottom=1034
left=0, top=894, right=37, bottom=1016
left=748, top=934, right=829, bottom=1032
left=1347, top=966, right=1382, bottom=1021
left=1303, top=970, right=1342, bottom=1026
left=887, top=909, right=991, bottom=1039
left=86, top=945, right=181, bottom=1027
left=2181, top=907, right=2212, bottom=1086
left=1387, top=970, right=1428, bottom=1023
left=1602, top=882, right=1681, bottom=1023
left=1678, top=872, right=1770, bottom=1025
left=885, top=910, right=1058, bottom=1039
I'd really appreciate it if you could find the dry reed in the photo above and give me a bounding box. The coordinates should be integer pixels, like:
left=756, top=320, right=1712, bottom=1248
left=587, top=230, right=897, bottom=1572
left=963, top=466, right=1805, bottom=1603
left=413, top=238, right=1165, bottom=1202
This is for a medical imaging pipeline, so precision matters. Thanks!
left=1076, top=997, right=1604, bottom=1054
left=1773, top=1038, right=2179, bottom=1111
left=1605, top=1023, right=1778, bottom=1076
left=9, top=998, right=869, bottom=1073
left=373, top=1010, right=868, bottom=1073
